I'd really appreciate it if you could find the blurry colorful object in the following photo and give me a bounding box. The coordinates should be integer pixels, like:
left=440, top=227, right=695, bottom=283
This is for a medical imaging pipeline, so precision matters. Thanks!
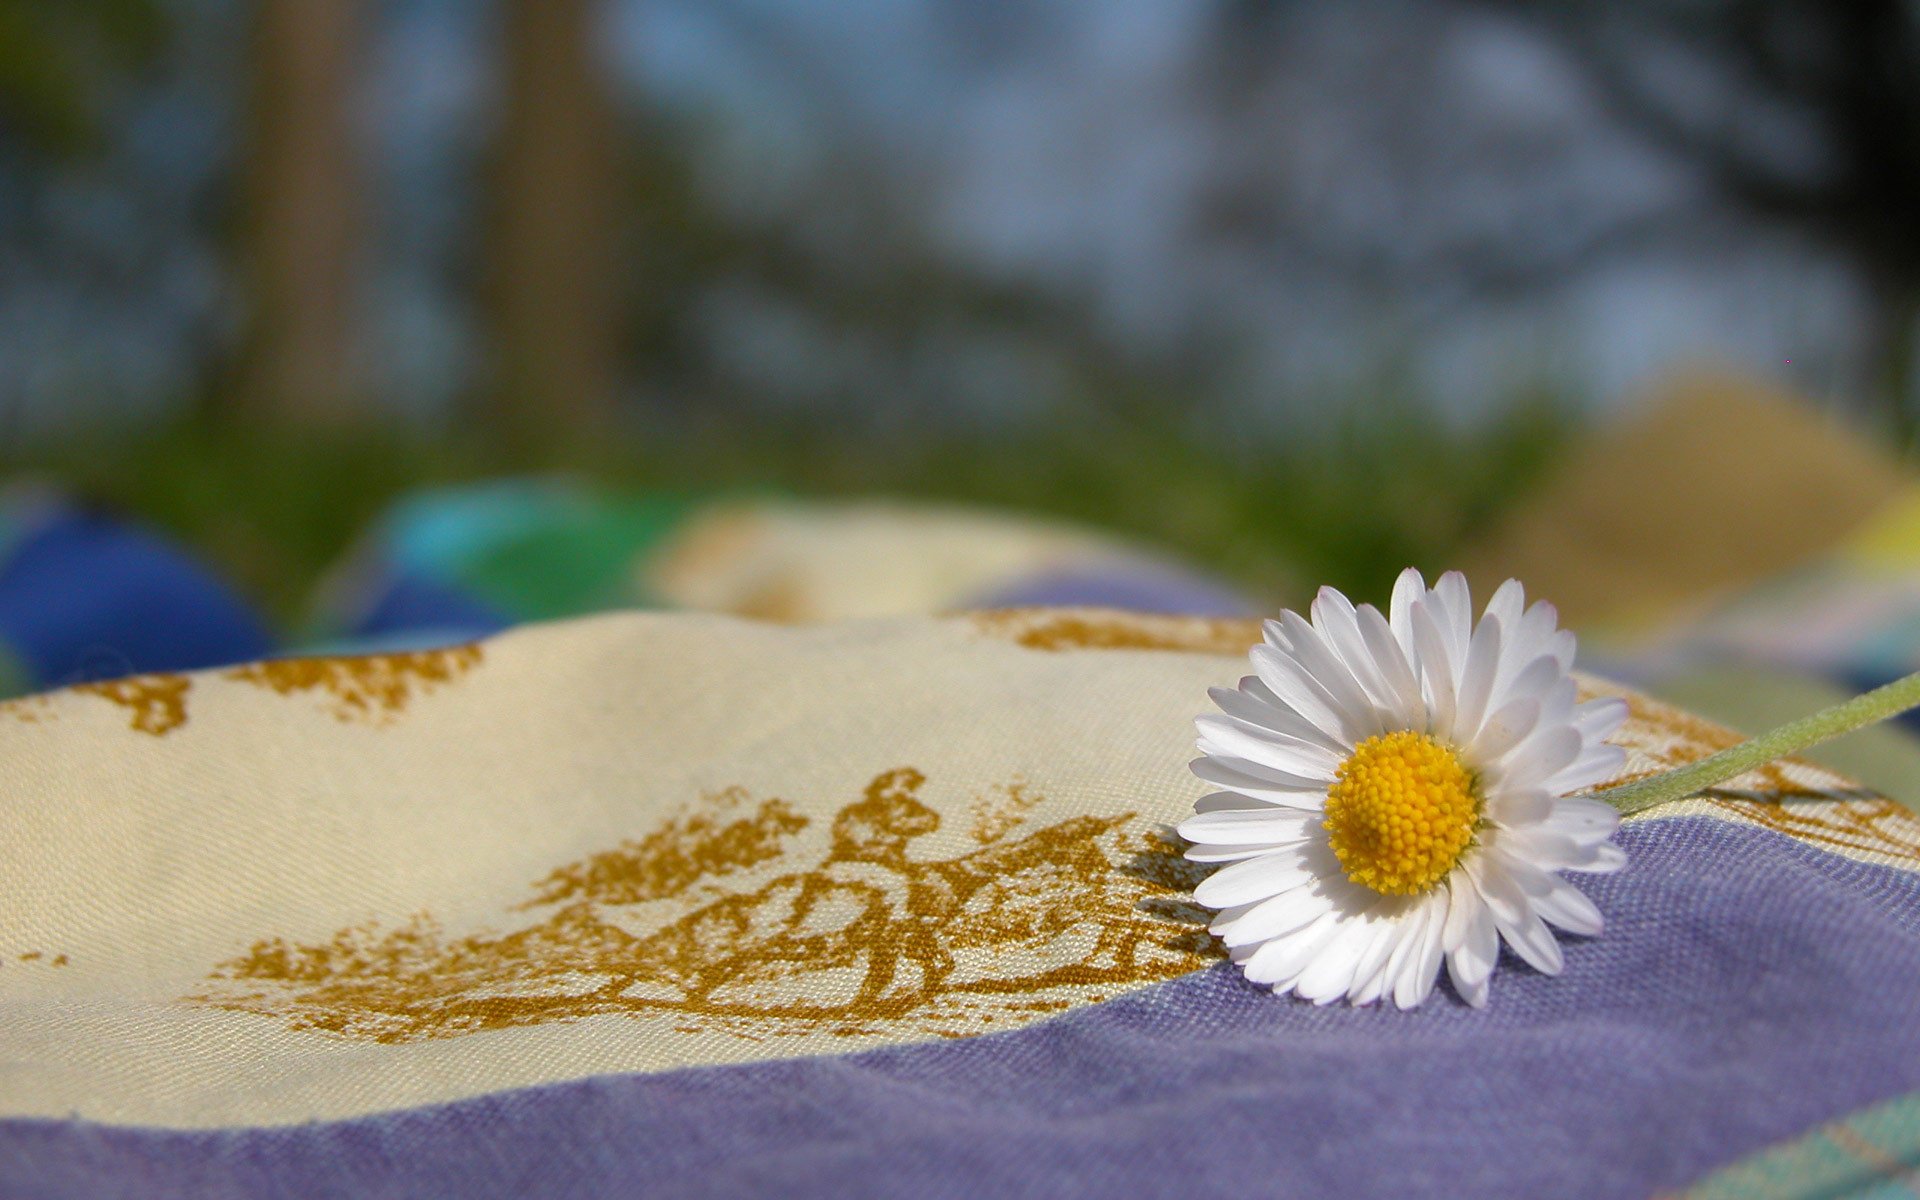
left=0, top=475, right=1254, bottom=692
left=643, top=498, right=1255, bottom=621
left=1635, top=487, right=1920, bottom=688
left=312, top=478, right=699, bottom=647
left=0, top=490, right=272, bottom=695
left=1446, top=371, right=1920, bottom=805
left=1678, top=1087, right=1920, bottom=1199
left=315, top=483, right=1254, bottom=649
left=1590, top=484, right=1920, bottom=794
left=5, top=609, right=1920, bottom=1197
left=1460, top=370, right=1905, bottom=630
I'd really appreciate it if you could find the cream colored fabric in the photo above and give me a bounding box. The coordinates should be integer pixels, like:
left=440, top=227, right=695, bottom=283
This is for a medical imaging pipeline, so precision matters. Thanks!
left=0, top=609, right=1909, bottom=1128
left=643, top=500, right=1157, bottom=620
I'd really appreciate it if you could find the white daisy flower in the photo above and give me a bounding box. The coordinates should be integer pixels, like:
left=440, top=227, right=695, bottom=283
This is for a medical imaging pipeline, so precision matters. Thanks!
left=1178, top=569, right=1629, bottom=1009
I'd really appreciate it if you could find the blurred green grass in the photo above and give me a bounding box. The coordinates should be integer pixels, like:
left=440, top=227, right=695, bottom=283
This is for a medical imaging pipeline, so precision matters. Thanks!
left=3, top=395, right=1576, bottom=631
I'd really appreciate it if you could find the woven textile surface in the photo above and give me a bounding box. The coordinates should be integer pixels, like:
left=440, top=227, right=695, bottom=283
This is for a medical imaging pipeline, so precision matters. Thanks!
left=4, top=609, right=1919, bottom=1197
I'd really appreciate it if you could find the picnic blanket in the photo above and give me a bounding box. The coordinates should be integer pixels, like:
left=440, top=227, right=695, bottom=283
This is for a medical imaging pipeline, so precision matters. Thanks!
left=0, top=481, right=1253, bottom=681
left=310, top=481, right=1254, bottom=646
left=4, top=608, right=1920, bottom=1198
left=1459, top=370, right=1907, bottom=631
left=0, top=490, right=272, bottom=695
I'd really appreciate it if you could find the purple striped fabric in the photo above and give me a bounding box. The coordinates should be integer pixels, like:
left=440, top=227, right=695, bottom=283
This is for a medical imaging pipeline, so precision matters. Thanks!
left=8, top=816, right=1920, bottom=1199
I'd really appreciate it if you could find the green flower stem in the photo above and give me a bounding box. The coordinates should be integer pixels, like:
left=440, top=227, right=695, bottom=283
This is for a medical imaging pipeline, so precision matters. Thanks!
left=1593, top=669, right=1920, bottom=816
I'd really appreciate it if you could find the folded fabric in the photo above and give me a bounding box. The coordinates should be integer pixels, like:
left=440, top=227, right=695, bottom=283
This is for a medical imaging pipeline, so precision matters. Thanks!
left=1680, top=1088, right=1920, bottom=1199
left=639, top=498, right=1256, bottom=621
left=1460, top=371, right=1907, bottom=631
left=3, top=609, right=1917, bottom=1198
left=1581, top=485, right=1920, bottom=807
left=1617, top=487, right=1920, bottom=690
left=314, top=483, right=1256, bottom=650
left=0, top=472, right=1254, bottom=687
left=308, top=478, right=699, bottom=647
left=0, top=491, right=273, bottom=696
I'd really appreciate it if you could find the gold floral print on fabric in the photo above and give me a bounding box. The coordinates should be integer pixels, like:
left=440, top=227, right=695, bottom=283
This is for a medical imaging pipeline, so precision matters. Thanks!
left=968, top=778, right=1043, bottom=844
left=7, top=951, right=68, bottom=967
left=224, top=645, right=482, bottom=723
left=195, top=768, right=1217, bottom=1043
left=1608, top=688, right=1920, bottom=865
left=0, top=694, right=51, bottom=723
left=75, top=675, right=192, bottom=736
left=969, top=609, right=1261, bottom=655
left=729, top=576, right=810, bottom=623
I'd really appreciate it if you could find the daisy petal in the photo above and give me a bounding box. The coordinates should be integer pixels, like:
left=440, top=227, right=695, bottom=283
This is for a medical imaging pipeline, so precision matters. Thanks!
left=1432, top=571, right=1474, bottom=676
left=1355, top=603, right=1425, bottom=729
left=1178, top=807, right=1321, bottom=845
left=1280, top=611, right=1382, bottom=737
left=1410, top=600, right=1459, bottom=735
left=1541, top=796, right=1622, bottom=842
left=1194, top=715, right=1343, bottom=779
left=1494, top=826, right=1594, bottom=871
left=1209, top=683, right=1349, bottom=755
left=1394, top=894, right=1448, bottom=1009
left=1183, top=842, right=1309, bottom=863
left=1389, top=567, right=1426, bottom=662
left=1484, top=579, right=1525, bottom=634
left=1441, top=870, right=1477, bottom=954
left=1546, top=629, right=1576, bottom=669
left=1448, top=954, right=1490, bottom=1008
left=1494, top=654, right=1565, bottom=716
left=1368, top=900, right=1425, bottom=1008
left=1545, top=743, right=1628, bottom=794
left=1192, top=791, right=1276, bottom=814
left=1498, top=906, right=1564, bottom=976
left=1192, top=848, right=1317, bottom=909
left=1500, top=600, right=1567, bottom=685
left=1451, top=611, right=1504, bottom=744
left=1468, top=696, right=1540, bottom=762
left=1243, top=911, right=1343, bottom=987
left=1249, top=645, right=1361, bottom=747
left=1190, top=756, right=1329, bottom=806
left=1500, top=725, right=1583, bottom=790
left=1573, top=696, right=1630, bottom=742
left=1412, top=892, right=1450, bottom=1007
left=1479, top=851, right=1565, bottom=975
left=1533, top=879, right=1604, bottom=937
left=1487, top=785, right=1553, bottom=826
left=1313, top=588, right=1401, bottom=717
left=1536, top=675, right=1579, bottom=726
left=1445, top=873, right=1500, bottom=1007
left=1296, top=912, right=1380, bottom=1004
left=1465, top=853, right=1524, bottom=926
left=1215, top=884, right=1344, bottom=947
left=1577, top=841, right=1628, bottom=874
left=1345, top=904, right=1409, bottom=1004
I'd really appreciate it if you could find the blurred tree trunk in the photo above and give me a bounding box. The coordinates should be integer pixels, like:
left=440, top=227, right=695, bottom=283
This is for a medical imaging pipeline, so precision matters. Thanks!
left=484, top=0, right=619, bottom=442
left=229, top=0, right=364, bottom=425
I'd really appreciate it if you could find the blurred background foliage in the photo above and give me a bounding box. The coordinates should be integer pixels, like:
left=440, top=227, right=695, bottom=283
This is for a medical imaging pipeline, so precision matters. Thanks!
left=0, top=0, right=1913, bottom=627
left=0, top=0, right=164, bottom=158
left=12, top=392, right=1573, bottom=623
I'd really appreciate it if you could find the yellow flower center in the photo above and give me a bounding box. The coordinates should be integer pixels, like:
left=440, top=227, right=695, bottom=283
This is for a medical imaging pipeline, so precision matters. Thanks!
left=1323, top=730, right=1479, bottom=896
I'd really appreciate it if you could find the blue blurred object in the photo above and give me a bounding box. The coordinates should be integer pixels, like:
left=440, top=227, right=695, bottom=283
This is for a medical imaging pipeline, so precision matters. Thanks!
left=0, top=497, right=274, bottom=693
left=342, top=572, right=514, bottom=648
left=314, top=479, right=695, bottom=646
